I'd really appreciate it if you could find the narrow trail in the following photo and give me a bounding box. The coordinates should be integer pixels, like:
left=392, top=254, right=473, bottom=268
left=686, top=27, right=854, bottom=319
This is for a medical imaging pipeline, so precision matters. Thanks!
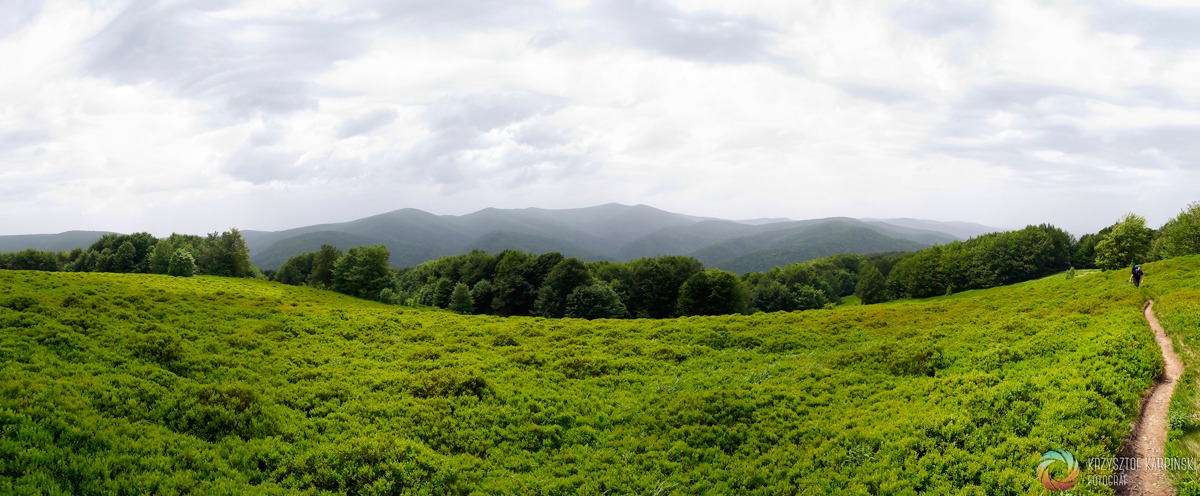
left=1117, top=301, right=1184, bottom=496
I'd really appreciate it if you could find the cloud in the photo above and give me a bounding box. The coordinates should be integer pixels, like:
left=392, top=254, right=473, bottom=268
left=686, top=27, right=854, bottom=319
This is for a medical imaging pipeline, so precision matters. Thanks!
left=81, top=1, right=367, bottom=118
left=925, top=80, right=1200, bottom=185
left=838, top=83, right=924, bottom=104
left=0, top=0, right=43, bottom=39
left=594, top=0, right=781, bottom=64
left=406, top=90, right=580, bottom=185
left=892, top=0, right=993, bottom=37
left=529, top=29, right=570, bottom=49
left=1090, top=1, right=1200, bottom=50
left=0, top=129, right=48, bottom=154
left=337, top=107, right=398, bottom=139
left=222, top=147, right=305, bottom=185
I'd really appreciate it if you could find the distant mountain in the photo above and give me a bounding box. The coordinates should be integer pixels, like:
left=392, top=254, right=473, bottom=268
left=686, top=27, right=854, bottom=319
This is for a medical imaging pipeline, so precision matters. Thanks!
left=0, top=231, right=112, bottom=253
left=241, top=204, right=964, bottom=273
left=861, top=218, right=997, bottom=240
left=0, top=205, right=991, bottom=274
left=690, top=219, right=959, bottom=273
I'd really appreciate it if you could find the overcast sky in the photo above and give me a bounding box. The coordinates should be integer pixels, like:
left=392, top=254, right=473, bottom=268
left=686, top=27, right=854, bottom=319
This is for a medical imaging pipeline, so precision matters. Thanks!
left=2, top=0, right=1198, bottom=236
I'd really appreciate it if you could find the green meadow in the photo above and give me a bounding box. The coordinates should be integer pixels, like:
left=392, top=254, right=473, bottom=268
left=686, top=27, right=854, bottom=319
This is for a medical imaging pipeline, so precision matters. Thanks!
left=2, top=257, right=1195, bottom=494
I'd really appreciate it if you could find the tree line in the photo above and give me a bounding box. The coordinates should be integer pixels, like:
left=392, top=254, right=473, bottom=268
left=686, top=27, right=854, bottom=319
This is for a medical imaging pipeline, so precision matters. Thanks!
left=0, top=229, right=256, bottom=278
left=4, top=201, right=1199, bottom=317
left=265, top=201, right=1200, bottom=317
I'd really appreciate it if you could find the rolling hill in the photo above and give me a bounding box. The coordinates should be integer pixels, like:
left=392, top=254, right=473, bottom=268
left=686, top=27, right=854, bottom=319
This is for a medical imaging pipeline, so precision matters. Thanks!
left=0, top=230, right=112, bottom=253
left=0, top=204, right=996, bottom=272
left=240, top=204, right=976, bottom=272
left=0, top=255, right=1187, bottom=493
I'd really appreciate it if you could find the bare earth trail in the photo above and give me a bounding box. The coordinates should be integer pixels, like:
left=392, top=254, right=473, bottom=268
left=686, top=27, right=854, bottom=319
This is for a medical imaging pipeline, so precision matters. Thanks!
left=1117, top=301, right=1184, bottom=496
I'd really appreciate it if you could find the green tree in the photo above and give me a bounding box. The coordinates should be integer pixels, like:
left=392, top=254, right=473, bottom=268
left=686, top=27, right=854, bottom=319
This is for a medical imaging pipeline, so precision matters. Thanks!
left=307, top=244, right=343, bottom=288
left=199, top=229, right=255, bottom=277
left=449, top=283, right=475, bottom=314
left=856, top=264, right=887, bottom=304
left=751, top=280, right=798, bottom=313
left=534, top=258, right=593, bottom=318
left=274, top=252, right=315, bottom=286
left=167, top=248, right=196, bottom=277
left=332, top=246, right=393, bottom=301
left=676, top=269, right=750, bottom=316
left=112, top=241, right=137, bottom=273
left=1156, top=202, right=1200, bottom=259
left=470, top=280, right=496, bottom=315
left=1071, top=228, right=1109, bottom=270
left=148, top=234, right=203, bottom=274
left=792, top=284, right=829, bottom=310
left=68, top=249, right=100, bottom=272
left=491, top=251, right=537, bottom=316
left=564, top=283, right=629, bottom=319
left=9, top=249, right=59, bottom=271
left=1094, top=213, right=1153, bottom=270
left=632, top=256, right=704, bottom=318
left=430, top=277, right=455, bottom=308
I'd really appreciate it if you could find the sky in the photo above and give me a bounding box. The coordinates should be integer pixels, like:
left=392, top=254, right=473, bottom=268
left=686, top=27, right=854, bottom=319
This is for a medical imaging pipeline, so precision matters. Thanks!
left=1, top=0, right=1198, bottom=237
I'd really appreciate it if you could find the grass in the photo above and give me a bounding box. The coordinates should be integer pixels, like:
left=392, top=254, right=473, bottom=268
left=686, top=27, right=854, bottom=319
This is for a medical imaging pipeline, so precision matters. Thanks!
left=0, top=258, right=1192, bottom=495
left=1138, top=256, right=1200, bottom=495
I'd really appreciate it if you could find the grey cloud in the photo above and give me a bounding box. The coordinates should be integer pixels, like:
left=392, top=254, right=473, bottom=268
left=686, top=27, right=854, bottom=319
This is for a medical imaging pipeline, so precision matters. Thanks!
left=926, top=82, right=1200, bottom=183
left=839, top=83, right=924, bottom=104
left=0, top=129, right=49, bottom=152
left=405, top=91, right=588, bottom=186
left=0, top=0, right=43, bottom=38
left=594, top=0, right=780, bottom=64
left=529, top=29, right=570, bottom=48
left=81, top=0, right=563, bottom=120
left=934, top=82, right=1089, bottom=138
left=350, top=0, right=554, bottom=33
left=83, top=1, right=367, bottom=118
left=222, top=147, right=304, bottom=185
left=424, top=91, right=562, bottom=134
left=337, top=107, right=399, bottom=139
left=1090, top=1, right=1200, bottom=50
left=892, top=0, right=993, bottom=37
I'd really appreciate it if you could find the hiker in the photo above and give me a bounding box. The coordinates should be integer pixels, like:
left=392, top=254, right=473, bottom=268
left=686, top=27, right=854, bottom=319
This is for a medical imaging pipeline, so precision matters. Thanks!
left=1129, top=264, right=1145, bottom=287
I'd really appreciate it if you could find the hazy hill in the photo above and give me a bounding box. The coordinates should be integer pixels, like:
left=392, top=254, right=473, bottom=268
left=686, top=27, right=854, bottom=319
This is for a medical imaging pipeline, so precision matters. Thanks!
left=0, top=231, right=112, bottom=253
left=861, top=217, right=996, bottom=240
left=692, top=218, right=951, bottom=273
left=0, top=205, right=993, bottom=272
left=243, top=204, right=967, bottom=272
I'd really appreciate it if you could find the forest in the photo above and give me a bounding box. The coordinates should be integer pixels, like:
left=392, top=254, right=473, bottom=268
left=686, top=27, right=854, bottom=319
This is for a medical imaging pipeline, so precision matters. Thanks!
left=1, top=204, right=1198, bottom=319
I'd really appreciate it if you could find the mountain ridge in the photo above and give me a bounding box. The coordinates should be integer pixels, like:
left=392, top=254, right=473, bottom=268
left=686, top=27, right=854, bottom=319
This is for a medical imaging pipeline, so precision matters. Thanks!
left=0, top=205, right=999, bottom=273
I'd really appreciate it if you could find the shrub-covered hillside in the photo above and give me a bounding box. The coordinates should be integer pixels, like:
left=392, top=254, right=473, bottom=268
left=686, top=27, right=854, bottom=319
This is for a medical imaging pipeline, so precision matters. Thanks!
left=0, top=260, right=1183, bottom=494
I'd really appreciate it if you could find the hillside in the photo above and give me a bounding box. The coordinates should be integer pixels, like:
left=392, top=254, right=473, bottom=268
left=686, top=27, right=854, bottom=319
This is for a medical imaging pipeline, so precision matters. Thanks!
left=0, top=231, right=111, bottom=253
left=0, top=206, right=984, bottom=273
left=237, top=204, right=964, bottom=271
left=2, top=258, right=1191, bottom=493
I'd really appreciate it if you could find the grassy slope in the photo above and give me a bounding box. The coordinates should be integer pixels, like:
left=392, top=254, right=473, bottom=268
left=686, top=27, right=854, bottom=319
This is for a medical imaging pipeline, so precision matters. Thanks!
left=0, top=261, right=1182, bottom=495
left=1141, top=256, right=1200, bottom=494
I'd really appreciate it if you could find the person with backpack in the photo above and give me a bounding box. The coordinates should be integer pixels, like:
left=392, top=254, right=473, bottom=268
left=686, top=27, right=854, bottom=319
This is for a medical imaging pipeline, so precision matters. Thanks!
left=1129, top=264, right=1145, bottom=287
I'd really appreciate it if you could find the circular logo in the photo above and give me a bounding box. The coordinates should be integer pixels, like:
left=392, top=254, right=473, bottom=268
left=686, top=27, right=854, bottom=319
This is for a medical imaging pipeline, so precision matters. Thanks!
left=1037, top=450, right=1080, bottom=491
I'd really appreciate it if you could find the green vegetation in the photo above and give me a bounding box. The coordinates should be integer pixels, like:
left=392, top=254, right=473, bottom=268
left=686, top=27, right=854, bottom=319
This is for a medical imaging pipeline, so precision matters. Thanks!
left=2, top=255, right=1190, bottom=494
left=1144, top=256, right=1200, bottom=494
left=0, top=229, right=257, bottom=278
left=1094, top=214, right=1153, bottom=271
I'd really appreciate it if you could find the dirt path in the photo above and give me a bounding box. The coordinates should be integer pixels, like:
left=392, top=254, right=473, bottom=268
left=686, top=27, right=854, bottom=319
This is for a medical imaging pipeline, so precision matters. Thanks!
left=1116, top=301, right=1184, bottom=496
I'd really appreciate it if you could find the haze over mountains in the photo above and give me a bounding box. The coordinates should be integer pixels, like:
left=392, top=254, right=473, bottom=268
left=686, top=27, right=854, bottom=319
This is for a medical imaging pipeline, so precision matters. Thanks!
left=0, top=204, right=997, bottom=273
left=240, top=204, right=995, bottom=273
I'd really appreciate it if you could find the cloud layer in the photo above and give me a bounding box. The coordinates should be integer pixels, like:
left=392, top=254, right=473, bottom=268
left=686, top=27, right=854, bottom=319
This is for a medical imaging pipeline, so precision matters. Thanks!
left=1, top=0, right=1198, bottom=236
